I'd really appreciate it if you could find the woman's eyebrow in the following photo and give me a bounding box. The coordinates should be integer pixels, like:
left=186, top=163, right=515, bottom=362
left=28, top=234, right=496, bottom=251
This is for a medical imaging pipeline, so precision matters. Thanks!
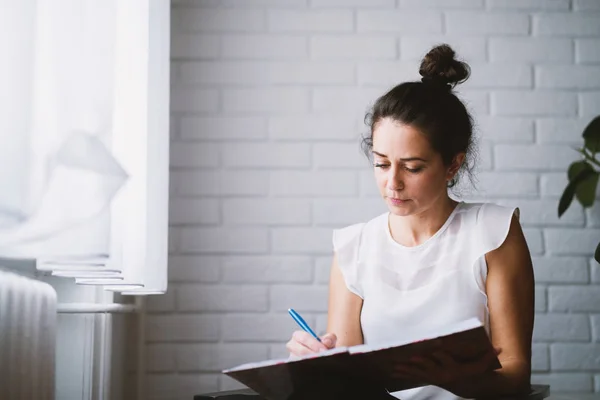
left=372, top=151, right=427, bottom=162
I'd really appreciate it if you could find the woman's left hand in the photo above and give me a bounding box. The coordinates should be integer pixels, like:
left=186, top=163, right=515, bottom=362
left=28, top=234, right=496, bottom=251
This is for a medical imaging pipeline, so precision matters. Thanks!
left=392, top=347, right=502, bottom=388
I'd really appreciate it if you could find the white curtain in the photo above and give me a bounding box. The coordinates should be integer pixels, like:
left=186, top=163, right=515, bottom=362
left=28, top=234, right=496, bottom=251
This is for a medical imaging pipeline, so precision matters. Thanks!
left=0, top=0, right=170, bottom=294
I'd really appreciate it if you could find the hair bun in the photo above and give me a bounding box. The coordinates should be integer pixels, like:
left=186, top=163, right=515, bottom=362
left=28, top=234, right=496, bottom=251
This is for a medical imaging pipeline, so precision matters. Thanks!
left=419, top=44, right=470, bottom=89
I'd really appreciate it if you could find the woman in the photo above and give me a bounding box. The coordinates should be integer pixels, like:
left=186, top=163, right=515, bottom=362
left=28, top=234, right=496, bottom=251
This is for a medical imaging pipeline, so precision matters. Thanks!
left=286, top=44, right=534, bottom=400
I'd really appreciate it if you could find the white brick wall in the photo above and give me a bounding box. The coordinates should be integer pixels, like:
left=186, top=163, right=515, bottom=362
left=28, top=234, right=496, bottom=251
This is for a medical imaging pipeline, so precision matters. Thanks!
left=153, top=0, right=600, bottom=397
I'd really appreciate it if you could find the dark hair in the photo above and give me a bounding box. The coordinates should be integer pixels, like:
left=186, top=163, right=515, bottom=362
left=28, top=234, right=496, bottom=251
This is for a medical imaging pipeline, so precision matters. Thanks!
left=362, top=44, right=476, bottom=189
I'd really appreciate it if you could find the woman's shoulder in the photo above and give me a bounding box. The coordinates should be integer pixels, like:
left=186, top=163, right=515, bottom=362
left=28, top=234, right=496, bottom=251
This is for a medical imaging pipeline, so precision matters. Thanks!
left=332, top=212, right=387, bottom=250
left=458, top=201, right=520, bottom=221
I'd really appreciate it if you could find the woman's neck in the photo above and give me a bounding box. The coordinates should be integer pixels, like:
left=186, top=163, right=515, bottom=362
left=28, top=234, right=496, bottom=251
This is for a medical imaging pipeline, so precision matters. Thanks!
left=388, top=196, right=459, bottom=247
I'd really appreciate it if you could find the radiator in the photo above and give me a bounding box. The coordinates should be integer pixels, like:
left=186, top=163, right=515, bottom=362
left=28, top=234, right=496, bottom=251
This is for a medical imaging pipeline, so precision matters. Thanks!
left=0, top=269, right=57, bottom=400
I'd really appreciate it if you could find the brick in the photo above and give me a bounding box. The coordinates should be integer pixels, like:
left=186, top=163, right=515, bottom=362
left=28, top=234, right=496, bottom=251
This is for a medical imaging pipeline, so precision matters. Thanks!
left=487, top=0, right=569, bottom=9
left=168, top=255, right=221, bottom=282
left=175, top=170, right=269, bottom=196
left=177, top=9, right=266, bottom=32
left=310, top=0, right=395, bottom=7
left=593, top=315, right=600, bottom=342
left=400, top=37, right=487, bottom=62
left=588, top=203, right=600, bottom=227
left=315, top=314, right=329, bottom=334
left=146, top=315, right=220, bottom=342
left=169, top=227, right=180, bottom=253
left=268, top=10, right=353, bottom=32
left=222, top=35, right=307, bottom=59
left=180, top=227, right=269, bottom=254
left=551, top=344, right=600, bottom=370
left=171, top=88, right=219, bottom=113
left=222, top=198, right=311, bottom=225
left=146, top=374, right=219, bottom=400
left=171, top=34, right=220, bottom=59
left=180, top=61, right=268, bottom=85
left=272, top=227, right=333, bottom=254
left=492, top=91, right=577, bottom=116
left=310, top=36, right=397, bottom=60
left=222, top=256, right=312, bottom=283
left=357, top=62, right=418, bottom=86
left=532, top=257, right=589, bottom=283
left=476, top=117, right=534, bottom=143
left=269, top=116, right=359, bottom=141
left=545, top=229, right=600, bottom=256
left=536, top=118, right=590, bottom=144
left=357, top=11, right=442, bottom=33
left=169, top=198, right=220, bottom=225
left=466, top=64, right=532, bottom=89
left=177, top=344, right=268, bottom=372
left=593, top=261, right=600, bottom=283
left=222, top=88, right=309, bottom=113
left=523, top=228, right=544, bottom=255
left=222, top=314, right=305, bottom=342
left=400, top=0, right=483, bottom=7
left=315, top=256, right=332, bottom=284
left=445, top=12, right=529, bottom=35
left=531, top=373, right=592, bottom=393
left=596, top=375, right=600, bottom=393
left=494, top=144, right=579, bottom=171
left=314, top=143, right=369, bottom=168
left=147, top=289, right=176, bottom=313
left=177, top=285, right=268, bottom=312
left=489, top=38, right=573, bottom=63
left=532, top=343, right=549, bottom=372
left=478, top=140, right=493, bottom=171
left=537, top=66, right=600, bottom=89
left=170, top=142, right=220, bottom=168
left=535, top=285, right=547, bottom=312
left=312, top=87, right=384, bottom=114
left=270, top=285, right=328, bottom=312
left=574, top=0, right=600, bottom=10
left=533, top=313, right=590, bottom=341
left=580, top=92, right=600, bottom=116
left=549, top=285, right=600, bottom=312
left=497, top=199, right=584, bottom=227
left=576, top=39, right=600, bottom=63
left=146, top=344, right=175, bottom=372
left=268, top=62, right=355, bottom=85
left=222, top=143, right=311, bottom=168
left=477, top=172, right=538, bottom=197
left=540, top=173, right=568, bottom=198
left=455, top=90, right=489, bottom=116
left=534, top=14, right=600, bottom=36
left=313, top=199, right=387, bottom=225
left=184, top=0, right=307, bottom=5
left=360, top=170, right=381, bottom=197
left=270, top=170, right=358, bottom=197
left=180, top=116, right=267, bottom=141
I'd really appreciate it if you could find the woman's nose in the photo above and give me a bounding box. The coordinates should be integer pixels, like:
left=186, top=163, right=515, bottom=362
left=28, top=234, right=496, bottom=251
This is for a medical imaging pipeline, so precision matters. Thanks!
left=386, top=168, right=403, bottom=191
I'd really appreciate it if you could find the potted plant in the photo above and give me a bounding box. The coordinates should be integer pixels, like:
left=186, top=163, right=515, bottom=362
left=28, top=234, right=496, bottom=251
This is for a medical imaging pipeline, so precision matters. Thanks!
left=558, top=115, right=600, bottom=263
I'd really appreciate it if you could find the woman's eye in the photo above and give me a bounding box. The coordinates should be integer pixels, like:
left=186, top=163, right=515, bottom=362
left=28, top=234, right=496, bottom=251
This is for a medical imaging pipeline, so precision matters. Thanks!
left=374, top=163, right=389, bottom=169
left=405, top=167, right=423, bottom=173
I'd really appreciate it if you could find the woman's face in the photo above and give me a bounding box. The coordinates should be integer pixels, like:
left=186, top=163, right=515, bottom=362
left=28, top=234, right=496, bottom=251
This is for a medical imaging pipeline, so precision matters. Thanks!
left=371, top=117, right=462, bottom=216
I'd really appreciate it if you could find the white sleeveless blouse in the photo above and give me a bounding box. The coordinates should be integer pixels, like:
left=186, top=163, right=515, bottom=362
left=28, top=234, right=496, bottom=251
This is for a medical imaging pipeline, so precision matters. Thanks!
left=332, top=202, right=519, bottom=400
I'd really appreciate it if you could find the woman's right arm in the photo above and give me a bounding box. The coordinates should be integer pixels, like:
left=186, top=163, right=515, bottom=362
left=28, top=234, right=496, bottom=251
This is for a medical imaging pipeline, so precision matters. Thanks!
left=286, top=254, right=364, bottom=357
left=326, top=253, right=364, bottom=347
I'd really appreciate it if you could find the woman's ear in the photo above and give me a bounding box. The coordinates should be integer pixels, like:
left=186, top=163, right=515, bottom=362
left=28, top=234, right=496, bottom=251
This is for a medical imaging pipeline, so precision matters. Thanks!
left=446, top=153, right=465, bottom=181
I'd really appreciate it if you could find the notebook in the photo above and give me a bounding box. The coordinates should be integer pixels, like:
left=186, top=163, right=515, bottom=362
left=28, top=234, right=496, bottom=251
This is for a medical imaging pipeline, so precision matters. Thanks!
left=223, top=318, right=501, bottom=399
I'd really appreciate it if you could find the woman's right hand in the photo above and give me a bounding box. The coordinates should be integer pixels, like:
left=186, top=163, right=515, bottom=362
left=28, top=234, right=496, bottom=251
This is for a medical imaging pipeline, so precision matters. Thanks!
left=286, top=331, right=337, bottom=358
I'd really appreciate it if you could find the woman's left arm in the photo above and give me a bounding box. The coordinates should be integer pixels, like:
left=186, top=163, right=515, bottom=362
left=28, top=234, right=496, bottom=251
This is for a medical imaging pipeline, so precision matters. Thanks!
left=446, top=214, right=535, bottom=398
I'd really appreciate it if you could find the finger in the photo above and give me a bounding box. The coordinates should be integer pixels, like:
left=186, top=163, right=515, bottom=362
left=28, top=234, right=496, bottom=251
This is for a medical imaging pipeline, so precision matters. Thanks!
left=494, top=346, right=502, bottom=356
left=408, top=355, right=438, bottom=372
left=320, top=333, right=337, bottom=349
left=292, top=330, right=328, bottom=353
left=286, top=339, right=318, bottom=357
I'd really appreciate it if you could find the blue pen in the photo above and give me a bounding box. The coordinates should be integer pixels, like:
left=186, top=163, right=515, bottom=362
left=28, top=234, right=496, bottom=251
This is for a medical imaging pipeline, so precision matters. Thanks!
left=288, top=308, right=321, bottom=342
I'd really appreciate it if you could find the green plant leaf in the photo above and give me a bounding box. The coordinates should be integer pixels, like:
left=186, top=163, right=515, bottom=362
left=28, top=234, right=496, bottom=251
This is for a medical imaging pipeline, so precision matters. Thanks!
left=558, top=165, right=595, bottom=217
left=595, top=241, right=600, bottom=264
left=576, top=171, right=599, bottom=207
left=583, top=115, right=600, bottom=154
